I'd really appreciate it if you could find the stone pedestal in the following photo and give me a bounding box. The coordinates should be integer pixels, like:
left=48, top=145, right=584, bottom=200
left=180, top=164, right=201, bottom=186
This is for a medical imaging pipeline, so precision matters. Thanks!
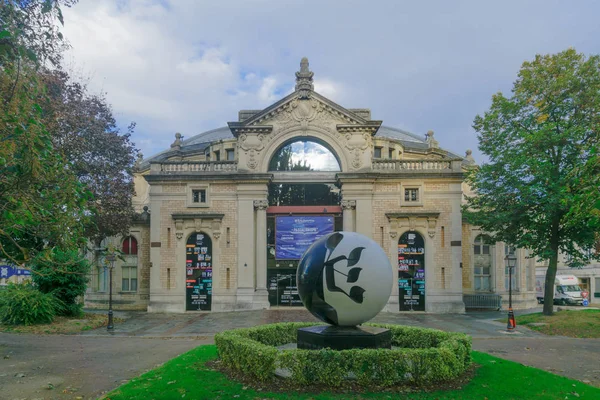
left=297, top=325, right=391, bottom=350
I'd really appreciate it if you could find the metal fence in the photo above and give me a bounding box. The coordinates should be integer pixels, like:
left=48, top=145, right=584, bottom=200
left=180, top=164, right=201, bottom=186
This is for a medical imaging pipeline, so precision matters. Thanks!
left=463, top=294, right=503, bottom=310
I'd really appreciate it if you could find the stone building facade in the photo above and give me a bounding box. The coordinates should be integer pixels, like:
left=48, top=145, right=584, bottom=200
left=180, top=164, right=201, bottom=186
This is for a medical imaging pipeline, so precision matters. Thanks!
left=84, top=59, right=539, bottom=313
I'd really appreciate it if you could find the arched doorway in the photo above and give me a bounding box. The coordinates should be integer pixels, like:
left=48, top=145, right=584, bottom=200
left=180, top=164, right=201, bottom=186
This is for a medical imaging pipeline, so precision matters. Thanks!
left=266, top=139, right=342, bottom=307
left=398, top=231, right=426, bottom=311
left=185, top=232, right=212, bottom=311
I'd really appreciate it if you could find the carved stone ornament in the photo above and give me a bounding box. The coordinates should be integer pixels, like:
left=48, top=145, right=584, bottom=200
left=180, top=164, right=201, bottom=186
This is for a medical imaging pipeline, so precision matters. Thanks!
left=295, top=57, right=314, bottom=99
left=427, top=217, right=437, bottom=238
left=174, top=219, right=184, bottom=240
left=342, top=131, right=371, bottom=170
left=389, top=231, right=398, bottom=239
left=238, top=133, right=266, bottom=171
left=253, top=199, right=269, bottom=211
left=426, top=130, right=439, bottom=149
left=341, top=199, right=356, bottom=210
left=170, top=132, right=183, bottom=150
left=408, top=217, right=417, bottom=231
left=213, top=231, right=221, bottom=240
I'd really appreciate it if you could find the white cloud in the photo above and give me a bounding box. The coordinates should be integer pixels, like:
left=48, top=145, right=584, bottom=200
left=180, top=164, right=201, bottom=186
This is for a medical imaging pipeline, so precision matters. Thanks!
left=60, top=0, right=600, bottom=162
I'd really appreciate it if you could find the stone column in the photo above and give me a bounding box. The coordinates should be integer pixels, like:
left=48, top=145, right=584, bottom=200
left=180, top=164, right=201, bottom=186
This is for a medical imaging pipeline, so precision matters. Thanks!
left=387, top=229, right=399, bottom=312
left=253, top=200, right=270, bottom=309
left=341, top=199, right=356, bottom=232
left=254, top=200, right=269, bottom=294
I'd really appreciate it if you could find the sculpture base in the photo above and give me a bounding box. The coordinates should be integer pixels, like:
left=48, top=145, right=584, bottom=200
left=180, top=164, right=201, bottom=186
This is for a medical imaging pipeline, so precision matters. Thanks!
left=297, top=325, right=392, bottom=350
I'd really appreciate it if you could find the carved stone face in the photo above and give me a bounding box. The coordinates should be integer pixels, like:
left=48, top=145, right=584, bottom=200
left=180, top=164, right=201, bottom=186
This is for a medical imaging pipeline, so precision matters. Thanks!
left=297, top=232, right=393, bottom=326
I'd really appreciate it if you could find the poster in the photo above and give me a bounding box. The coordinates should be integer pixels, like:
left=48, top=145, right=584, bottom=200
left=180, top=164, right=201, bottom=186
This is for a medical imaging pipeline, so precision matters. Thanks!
left=185, top=233, right=212, bottom=311
left=267, top=268, right=303, bottom=306
left=398, top=232, right=426, bottom=311
left=275, top=216, right=334, bottom=260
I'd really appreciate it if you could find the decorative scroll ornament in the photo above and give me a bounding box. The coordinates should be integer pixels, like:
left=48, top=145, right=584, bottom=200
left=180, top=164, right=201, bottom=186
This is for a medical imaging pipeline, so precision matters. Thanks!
left=295, top=57, right=314, bottom=99
left=253, top=199, right=269, bottom=211
left=175, top=219, right=184, bottom=240
left=238, top=133, right=266, bottom=171
left=427, top=217, right=437, bottom=238
left=341, top=199, right=356, bottom=210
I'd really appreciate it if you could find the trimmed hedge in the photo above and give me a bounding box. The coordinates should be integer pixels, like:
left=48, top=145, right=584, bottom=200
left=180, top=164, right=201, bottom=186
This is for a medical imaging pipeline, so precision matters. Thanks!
left=215, top=322, right=471, bottom=387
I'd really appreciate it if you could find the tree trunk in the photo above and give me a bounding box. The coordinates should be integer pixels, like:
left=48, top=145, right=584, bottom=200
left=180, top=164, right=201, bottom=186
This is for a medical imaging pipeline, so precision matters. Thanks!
left=543, top=218, right=561, bottom=315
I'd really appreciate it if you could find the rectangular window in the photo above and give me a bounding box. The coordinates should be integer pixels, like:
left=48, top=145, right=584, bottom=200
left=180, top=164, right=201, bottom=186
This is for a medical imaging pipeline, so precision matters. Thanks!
left=374, top=147, right=382, bottom=158
left=226, top=149, right=235, bottom=161
left=192, top=189, right=206, bottom=203
left=98, top=266, right=108, bottom=292
left=122, top=266, right=138, bottom=292
left=214, top=150, right=220, bottom=161
left=474, top=266, right=491, bottom=291
left=404, top=188, right=419, bottom=202
left=388, top=148, right=394, bottom=159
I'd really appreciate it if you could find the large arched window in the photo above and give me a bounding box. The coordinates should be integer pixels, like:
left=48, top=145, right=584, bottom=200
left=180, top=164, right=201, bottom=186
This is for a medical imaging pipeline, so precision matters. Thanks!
left=473, top=235, right=493, bottom=291
left=268, top=140, right=341, bottom=172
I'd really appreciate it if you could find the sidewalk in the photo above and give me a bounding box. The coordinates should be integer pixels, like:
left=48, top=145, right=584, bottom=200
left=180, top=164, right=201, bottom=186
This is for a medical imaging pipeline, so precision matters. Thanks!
left=1, top=308, right=598, bottom=400
left=79, top=308, right=600, bottom=387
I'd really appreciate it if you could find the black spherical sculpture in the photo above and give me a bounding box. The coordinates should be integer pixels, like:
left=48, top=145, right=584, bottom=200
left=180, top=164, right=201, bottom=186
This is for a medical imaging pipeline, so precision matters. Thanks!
left=297, top=231, right=393, bottom=327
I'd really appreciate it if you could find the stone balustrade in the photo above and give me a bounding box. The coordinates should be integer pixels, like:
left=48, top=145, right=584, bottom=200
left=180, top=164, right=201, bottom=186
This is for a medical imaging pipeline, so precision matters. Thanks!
left=372, top=159, right=462, bottom=172
left=153, top=161, right=238, bottom=173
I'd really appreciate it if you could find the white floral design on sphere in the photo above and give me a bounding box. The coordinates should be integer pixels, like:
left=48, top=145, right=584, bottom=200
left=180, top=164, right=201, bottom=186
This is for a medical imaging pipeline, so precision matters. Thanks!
left=297, top=231, right=393, bottom=326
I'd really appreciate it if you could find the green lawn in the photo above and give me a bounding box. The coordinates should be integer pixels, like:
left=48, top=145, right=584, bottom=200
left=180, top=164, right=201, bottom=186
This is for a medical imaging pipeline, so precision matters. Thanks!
left=103, top=345, right=599, bottom=400
left=517, top=309, right=600, bottom=338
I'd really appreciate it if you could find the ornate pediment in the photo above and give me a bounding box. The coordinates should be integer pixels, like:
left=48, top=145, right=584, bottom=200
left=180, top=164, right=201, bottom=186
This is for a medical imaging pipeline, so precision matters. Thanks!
left=230, top=58, right=383, bottom=172
left=228, top=59, right=382, bottom=138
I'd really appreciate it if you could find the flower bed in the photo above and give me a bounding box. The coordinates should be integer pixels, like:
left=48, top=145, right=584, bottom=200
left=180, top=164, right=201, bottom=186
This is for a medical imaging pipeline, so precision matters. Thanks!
left=214, top=322, right=471, bottom=388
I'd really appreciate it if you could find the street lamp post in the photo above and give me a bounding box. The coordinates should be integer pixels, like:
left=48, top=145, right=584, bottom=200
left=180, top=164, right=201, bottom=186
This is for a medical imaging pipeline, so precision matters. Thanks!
left=505, top=253, right=517, bottom=331
left=105, top=253, right=116, bottom=331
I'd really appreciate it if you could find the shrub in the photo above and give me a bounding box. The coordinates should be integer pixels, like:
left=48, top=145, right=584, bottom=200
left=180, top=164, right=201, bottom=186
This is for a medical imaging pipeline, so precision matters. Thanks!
left=30, top=248, right=90, bottom=316
left=214, top=322, right=472, bottom=388
left=0, top=283, right=64, bottom=325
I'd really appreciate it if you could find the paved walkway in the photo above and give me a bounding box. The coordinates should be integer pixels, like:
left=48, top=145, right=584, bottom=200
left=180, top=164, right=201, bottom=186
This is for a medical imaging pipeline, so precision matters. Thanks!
left=1, top=308, right=599, bottom=399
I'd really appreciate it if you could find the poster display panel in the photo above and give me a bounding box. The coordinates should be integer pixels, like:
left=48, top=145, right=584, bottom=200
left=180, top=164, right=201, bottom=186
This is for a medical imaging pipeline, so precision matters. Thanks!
left=185, top=232, right=212, bottom=311
left=275, top=216, right=334, bottom=260
left=267, top=268, right=303, bottom=306
left=398, top=232, right=426, bottom=311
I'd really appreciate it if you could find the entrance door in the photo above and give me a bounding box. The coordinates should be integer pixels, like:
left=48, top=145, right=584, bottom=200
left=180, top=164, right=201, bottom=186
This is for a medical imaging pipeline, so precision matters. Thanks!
left=398, top=232, right=426, bottom=311
left=185, top=232, right=212, bottom=311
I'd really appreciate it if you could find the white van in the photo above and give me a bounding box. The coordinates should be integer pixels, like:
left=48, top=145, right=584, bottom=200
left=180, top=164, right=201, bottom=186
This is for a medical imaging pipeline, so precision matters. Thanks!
left=535, top=274, right=583, bottom=305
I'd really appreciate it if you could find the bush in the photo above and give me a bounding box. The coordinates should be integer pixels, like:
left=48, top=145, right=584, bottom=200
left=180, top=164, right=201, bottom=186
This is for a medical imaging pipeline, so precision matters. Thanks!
left=0, top=283, right=64, bottom=325
left=31, top=248, right=90, bottom=316
left=214, top=322, right=472, bottom=388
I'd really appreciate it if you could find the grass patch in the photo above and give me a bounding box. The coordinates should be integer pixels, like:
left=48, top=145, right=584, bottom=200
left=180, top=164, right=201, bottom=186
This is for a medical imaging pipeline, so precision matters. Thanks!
left=516, top=309, right=600, bottom=338
left=103, top=345, right=600, bottom=400
left=0, top=312, right=123, bottom=334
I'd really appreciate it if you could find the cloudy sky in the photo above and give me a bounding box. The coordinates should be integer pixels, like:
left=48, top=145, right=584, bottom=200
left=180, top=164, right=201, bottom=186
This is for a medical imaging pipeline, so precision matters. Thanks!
left=61, top=0, right=600, bottom=163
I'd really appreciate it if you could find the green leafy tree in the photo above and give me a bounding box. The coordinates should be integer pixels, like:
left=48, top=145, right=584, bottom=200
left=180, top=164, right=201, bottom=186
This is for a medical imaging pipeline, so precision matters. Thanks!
left=464, top=49, right=600, bottom=315
left=40, top=69, right=139, bottom=243
left=31, top=248, right=90, bottom=316
left=0, top=66, right=90, bottom=265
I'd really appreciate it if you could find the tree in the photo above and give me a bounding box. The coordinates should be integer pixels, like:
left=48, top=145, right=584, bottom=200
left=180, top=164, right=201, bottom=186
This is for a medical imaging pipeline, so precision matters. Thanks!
left=0, top=0, right=77, bottom=69
left=31, top=247, right=90, bottom=316
left=40, top=69, right=139, bottom=243
left=464, top=49, right=600, bottom=315
left=0, top=66, right=90, bottom=266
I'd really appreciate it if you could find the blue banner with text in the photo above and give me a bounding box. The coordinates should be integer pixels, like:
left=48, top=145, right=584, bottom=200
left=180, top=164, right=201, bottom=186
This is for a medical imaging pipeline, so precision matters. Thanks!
left=275, top=216, right=334, bottom=260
